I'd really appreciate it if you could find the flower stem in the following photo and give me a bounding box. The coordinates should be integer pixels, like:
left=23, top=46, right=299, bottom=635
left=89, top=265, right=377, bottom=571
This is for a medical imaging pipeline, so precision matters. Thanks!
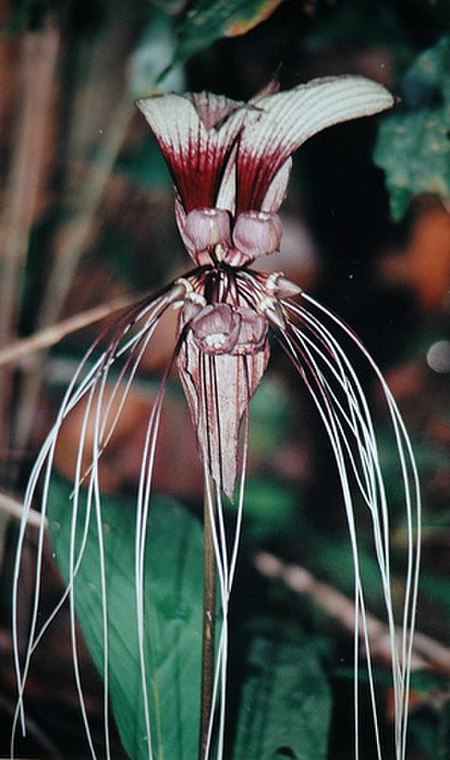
left=199, top=474, right=216, bottom=759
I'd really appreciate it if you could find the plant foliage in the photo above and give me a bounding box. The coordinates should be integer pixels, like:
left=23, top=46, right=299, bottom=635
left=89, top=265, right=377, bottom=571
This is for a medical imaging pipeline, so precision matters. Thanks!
left=48, top=476, right=203, bottom=759
left=375, top=36, right=450, bottom=219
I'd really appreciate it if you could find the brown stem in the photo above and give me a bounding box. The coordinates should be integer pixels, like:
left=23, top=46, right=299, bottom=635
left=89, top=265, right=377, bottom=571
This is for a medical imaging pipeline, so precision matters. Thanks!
left=0, top=491, right=45, bottom=529
left=254, top=551, right=450, bottom=677
left=0, top=20, right=59, bottom=473
left=13, top=94, right=133, bottom=456
left=199, top=474, right=216, bottom=759
left=0, top=293, right=138, bottom=368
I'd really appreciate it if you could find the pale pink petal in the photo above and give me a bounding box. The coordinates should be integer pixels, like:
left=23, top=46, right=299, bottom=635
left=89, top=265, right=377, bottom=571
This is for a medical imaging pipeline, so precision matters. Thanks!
left=186, top=91, right=244, bottom=129
left=231, top=308, right=267, bottom=354
left=175, top=197, right=233, bottom=264
left=177, top=335, right=269, bottom=498
left=215, top=145, right=238, bottom=213
left=183, top=207, right=232, bottom=261
left=236, top=75, right=394, bottom=212
left=136, top=93, right=245, bottom=212
left=260, top=158, right=292, bottom=212
left=232, top=210, right=282, bottom=262
left=174, top=193, right=195, bottom=260
left=190, top=303, right=241, bottom=354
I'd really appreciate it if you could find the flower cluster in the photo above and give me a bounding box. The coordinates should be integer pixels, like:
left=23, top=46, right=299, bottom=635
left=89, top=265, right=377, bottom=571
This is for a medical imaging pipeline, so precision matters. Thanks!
left=136, top=76, right=394, bottom=496
left=137, top=77, right=393, bottom=267
left=13, top=75, right=421, bottom=760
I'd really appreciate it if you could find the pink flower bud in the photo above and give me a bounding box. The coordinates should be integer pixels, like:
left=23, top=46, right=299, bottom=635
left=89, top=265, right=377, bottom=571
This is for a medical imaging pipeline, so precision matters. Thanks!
left=183, top=208, right=231, bottom=263
left=232, top=211, right=282, bottom=263
left=265, top=272, right=302, bottom=298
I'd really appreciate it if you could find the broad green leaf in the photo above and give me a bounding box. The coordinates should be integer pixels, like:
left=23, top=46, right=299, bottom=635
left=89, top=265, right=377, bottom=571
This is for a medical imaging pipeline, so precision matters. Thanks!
left=47, top=475, right=203, bottom=759
left=374, top=36, right=450, bottom=220
left=232, top=636, right=331, bottom=759
left=160, top=0, right=285, bottom=78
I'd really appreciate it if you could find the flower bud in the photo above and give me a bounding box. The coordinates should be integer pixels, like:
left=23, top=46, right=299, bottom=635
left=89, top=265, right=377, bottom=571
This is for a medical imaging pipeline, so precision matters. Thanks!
left=232, top=211, right=282, bottom=262
left=183, top=208, right=231, bottom=263
left=265, top=272, right=302, bottom=298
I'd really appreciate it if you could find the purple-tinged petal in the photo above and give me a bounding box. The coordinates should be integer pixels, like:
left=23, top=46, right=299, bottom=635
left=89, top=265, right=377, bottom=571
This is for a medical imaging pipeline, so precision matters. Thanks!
left=177, top=332, right=269, bottom=498
left=232, top=210, right=282, bottom=263
left=265, top=271, right=302, bottom=298
left=235, top=75, right=394, bottom=212
left=190, top=303, right=241, bottom=354
left=174, top=193, right=196, bottom=261
left=187, top=303, right=268, bottom=356
left=183, top=207, right=232, bottom=264
left=186, top=91, right=244, bottom=129
left=260, top=158, right=292, bottom=213
left=137, top=93, right=246, bottom=213
left=215, top=145, right=238, bottom=213
left=230, top=308, right=267, bottom=354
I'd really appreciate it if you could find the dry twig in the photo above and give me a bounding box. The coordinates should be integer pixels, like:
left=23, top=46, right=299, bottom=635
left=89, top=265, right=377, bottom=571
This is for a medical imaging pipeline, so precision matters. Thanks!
left=0, top=492, right=45, bottom=528
left=15, top=94, right=134, bottom=454
left=0, top=20, right=59, bottom=458
left=0, top=293, right=138, bottom=368
left=254, top=551, right=450, bottom=676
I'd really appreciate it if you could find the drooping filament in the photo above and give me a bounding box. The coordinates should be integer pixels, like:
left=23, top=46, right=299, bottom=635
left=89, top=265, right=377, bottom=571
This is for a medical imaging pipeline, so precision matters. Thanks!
left=11, top=266, right=420, bottom=760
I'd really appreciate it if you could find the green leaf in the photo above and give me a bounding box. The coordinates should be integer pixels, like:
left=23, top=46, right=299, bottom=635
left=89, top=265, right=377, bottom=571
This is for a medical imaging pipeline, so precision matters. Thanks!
left=47, top=475, right=203, bottom=759
left=232, top=636, right=331, bottom=759
left=160, top=0, right=284, bottom=78
left=374, top=36, right=450, bottom=220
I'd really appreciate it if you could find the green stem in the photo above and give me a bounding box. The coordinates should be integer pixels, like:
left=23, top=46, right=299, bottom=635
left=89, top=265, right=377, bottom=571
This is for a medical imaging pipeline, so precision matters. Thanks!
left=199, top=475, right=216, bottom=759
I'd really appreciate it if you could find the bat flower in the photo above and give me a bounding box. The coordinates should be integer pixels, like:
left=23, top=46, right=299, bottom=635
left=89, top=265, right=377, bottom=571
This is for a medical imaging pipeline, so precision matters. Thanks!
left=136, top=75, right=396, bottom=498
left=136, top=77, right=394, bottom=267
left=13, top=76, right=421, bottom=760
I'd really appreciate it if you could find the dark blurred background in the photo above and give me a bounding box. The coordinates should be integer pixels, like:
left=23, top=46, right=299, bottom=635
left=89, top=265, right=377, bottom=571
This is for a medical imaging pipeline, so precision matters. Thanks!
left=0, top=0, right=449, bottom=757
